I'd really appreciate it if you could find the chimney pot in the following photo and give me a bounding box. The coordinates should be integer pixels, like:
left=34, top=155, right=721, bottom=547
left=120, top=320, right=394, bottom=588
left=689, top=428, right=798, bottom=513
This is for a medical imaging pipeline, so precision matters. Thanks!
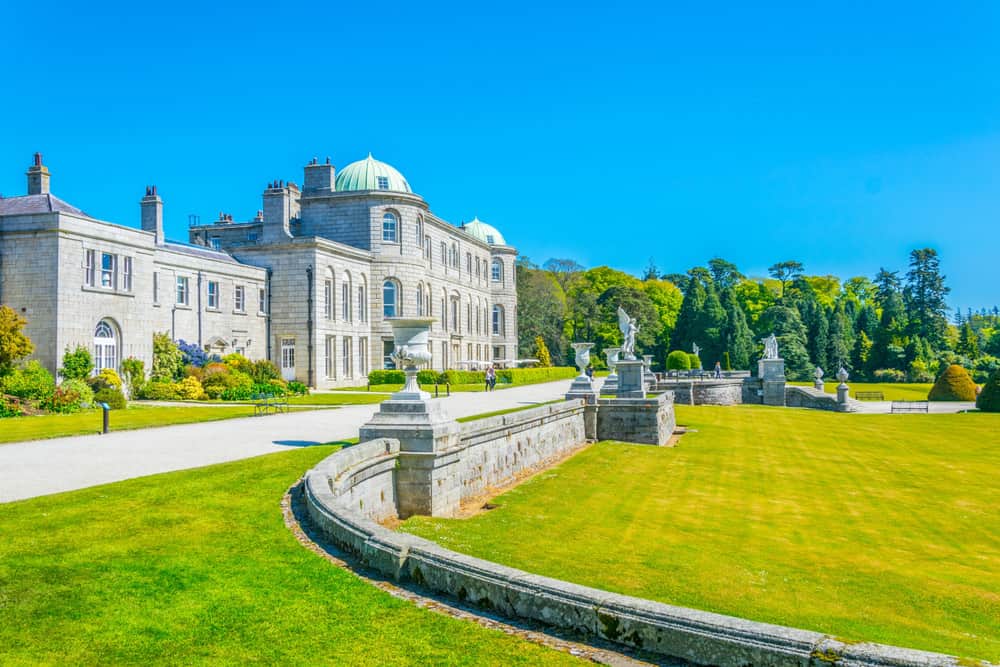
left=34, top=152, right=42, bottom=166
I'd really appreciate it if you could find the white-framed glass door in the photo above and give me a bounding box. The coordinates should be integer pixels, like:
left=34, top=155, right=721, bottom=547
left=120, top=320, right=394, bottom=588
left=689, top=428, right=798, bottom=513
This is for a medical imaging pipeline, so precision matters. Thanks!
left=280, top=338, right=296, bottom=381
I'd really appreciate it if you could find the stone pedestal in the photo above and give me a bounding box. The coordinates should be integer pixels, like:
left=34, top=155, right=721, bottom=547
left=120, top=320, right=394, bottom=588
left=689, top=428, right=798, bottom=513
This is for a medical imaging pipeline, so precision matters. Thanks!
left=642, top=354, right=656, bottom=385
left=837, top=383, right=850, bottom=406
left=616, top=360, right=647, bottom=399
left=758, top=358, right=786, bottom=407
left=360, top=397, right=461, bottom=518
left=565, top=375, right=597, bottom=402
left=814, top=379, right=824, bottom=391
left=602, top=373, right=618, bottom=395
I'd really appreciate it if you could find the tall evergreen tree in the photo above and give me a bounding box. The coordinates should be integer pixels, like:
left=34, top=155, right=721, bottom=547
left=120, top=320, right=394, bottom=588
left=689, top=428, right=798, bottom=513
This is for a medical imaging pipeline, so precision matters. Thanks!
left=721, top=288, right=754, bottom=370
left=670, top=268, right=710, bottom=353
left=903, top=248, right=950, bottom=348
left=707, top=258, right=744, bottom=291
left=697, top=283, right=728, bottom=367
left=826, top=301, right=853, bottom=371
left=759, top=305, right=811, bottom=379
left=768, top=260, right=805, bottom=299
left=957, top=321, right=979, bottom=359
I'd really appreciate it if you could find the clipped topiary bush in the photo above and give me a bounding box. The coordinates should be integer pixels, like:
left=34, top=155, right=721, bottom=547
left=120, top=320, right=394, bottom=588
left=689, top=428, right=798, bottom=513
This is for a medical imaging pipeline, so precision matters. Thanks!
left=927, top=364, right=978, bottom=402
left=139, top=381, right=181, bottom=401
left=976, top=368, right=1000, bottom=412
left=688, top=354, right=702, bottom=370
left=494, top=367, right=577, bottom=385
left=666, top=350, right=690, bottom=371
left=287, top=381, right=309, bottom=396
left=94, top=387, right=127, bottom=410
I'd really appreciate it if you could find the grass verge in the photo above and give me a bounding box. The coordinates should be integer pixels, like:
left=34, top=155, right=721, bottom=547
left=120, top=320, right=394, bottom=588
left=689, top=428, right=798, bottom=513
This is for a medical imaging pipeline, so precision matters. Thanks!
left=0, top=447, right=578, bottom=665
left=401, top=405, right=1000, bottom=661
left=0, top=404, right=296, bottom=445
left=788, top=381, right=934, bottom=401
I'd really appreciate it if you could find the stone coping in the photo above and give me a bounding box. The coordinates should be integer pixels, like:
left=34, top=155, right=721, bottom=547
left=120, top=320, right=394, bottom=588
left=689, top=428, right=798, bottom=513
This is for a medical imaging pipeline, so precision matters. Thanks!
left=655, top=378, right=746, bottom=386
left=302, top=443, right=985, bottom=667
left=457, top=399, right=585, bottom=441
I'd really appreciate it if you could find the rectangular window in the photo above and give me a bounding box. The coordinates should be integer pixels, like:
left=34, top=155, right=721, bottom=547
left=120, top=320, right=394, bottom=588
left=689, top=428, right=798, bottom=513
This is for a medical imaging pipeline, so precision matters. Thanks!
left=281, top=338, right=295, bottom=374
left=101, top=252, right=115, bottom=289
left=424, top=235, right=432, bottom=260
left=122, top=257, right=133, bottom=292
left=493, top=345, right=504, bottom=361
left=153, top=271, right=159, bottom=304
left=207, top=281, right=219, bottom=309
left=341, top=283, right=349, bottom=321
left=234, top=285, right=245, bottom=312
left=84, top=249, right=96, bottom=286
left=325, top=336, right=336, bottom=379
left=440, top=241, right=446, bottom=265
left=357, top=286, right=366, bottom=322
left=466, top=303, right=472, bottom=333
left=210, top=237, right=222, bottom=250
left=342, top=336, right=352, bottom=377
left=247, top=232, right=259, bottom=243
left=466, top=252, right=472, bottom=273
left=324, top=280, right=332, bottom=320
left=176, top=276, right=189, bottom=305
left=376, top=176, right=389, bottom=190
left=258, top=287, right=266, bottom=314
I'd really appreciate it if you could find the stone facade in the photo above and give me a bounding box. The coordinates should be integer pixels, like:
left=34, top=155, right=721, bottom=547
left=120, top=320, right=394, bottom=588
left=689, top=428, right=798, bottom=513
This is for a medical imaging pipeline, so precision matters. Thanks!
left=0, top=154, right=518, bottom=386
left=653, top=379, right=744, bottom=406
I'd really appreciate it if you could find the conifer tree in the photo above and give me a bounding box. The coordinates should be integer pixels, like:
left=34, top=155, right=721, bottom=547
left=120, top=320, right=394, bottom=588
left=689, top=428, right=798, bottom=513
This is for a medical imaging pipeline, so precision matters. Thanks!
left=904, top=248, right=950, bottom=348
left=721, top=289, right=754, bottom=370
left=759, top=305, right=811, bottom=378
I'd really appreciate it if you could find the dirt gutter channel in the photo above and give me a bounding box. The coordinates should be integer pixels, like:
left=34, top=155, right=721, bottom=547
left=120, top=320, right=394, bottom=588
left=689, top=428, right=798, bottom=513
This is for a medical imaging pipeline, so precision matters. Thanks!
left=282, top=482, right=685, bottom=667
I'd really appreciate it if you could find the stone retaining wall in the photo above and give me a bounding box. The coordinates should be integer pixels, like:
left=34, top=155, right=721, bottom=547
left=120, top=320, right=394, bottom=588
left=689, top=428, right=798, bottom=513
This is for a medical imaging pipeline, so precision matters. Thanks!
left=456, top=401, right=588, bottom=501
left=302, top=446, right=973, bottom=667
left=596, top=393, right=675, bottom=444
left=785, top=385, right=859, bottom=413
left=654, top=379, right=744, bottom=406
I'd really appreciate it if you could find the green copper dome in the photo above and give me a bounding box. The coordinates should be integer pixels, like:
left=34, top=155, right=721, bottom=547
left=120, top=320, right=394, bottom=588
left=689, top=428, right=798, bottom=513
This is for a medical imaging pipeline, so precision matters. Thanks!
left=335, top=153, right=412, bottom=193
left=462, top=217, right=506, bottom=245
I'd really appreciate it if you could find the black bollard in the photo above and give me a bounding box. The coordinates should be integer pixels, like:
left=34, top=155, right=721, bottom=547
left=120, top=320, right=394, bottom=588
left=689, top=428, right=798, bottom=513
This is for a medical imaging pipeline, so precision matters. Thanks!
left=100, top=402, right=110, bottom=434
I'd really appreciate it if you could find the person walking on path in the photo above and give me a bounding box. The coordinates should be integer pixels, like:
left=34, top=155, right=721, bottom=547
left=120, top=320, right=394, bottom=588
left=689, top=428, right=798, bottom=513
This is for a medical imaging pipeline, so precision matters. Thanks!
left=485, top=365, right=497, bottom=392
left=714, top=361, right=722, bottom=379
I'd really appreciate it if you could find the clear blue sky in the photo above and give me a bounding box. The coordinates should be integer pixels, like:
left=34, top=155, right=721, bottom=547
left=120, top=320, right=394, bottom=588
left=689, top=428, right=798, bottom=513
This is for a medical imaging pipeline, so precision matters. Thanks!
left=3, top=1, right=997, bottom=310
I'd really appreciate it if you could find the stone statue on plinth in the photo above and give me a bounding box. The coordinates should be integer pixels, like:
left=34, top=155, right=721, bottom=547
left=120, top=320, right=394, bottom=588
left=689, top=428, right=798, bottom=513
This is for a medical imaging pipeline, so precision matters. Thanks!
left=618, top=307, right=639, bottom=361
left=761, top=333, right=779, bottom=360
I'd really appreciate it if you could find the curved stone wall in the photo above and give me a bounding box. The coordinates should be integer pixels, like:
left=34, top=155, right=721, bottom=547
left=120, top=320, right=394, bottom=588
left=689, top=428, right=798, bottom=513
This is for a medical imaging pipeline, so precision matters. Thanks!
left=654, top=379, right=744, bottom=406
left=301, top=441, right=975, bottom=667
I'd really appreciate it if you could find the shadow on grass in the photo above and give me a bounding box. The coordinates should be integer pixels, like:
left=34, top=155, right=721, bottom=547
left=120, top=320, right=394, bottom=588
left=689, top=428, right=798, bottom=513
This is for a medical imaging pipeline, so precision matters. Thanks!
left=272, top=439, right=359, bottom=448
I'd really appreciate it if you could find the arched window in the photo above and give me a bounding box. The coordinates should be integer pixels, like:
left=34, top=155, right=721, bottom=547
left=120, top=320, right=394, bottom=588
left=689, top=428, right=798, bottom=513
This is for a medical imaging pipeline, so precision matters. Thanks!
left=341, top=272, right=351, bottom=321
left=416, top=217, right=423, bottom=245
left=492, top=305, right=505, bottom=336
left=416, top=283, right=424, bottom=316
left=382, top=212, right=397, bottom=242
left=383, top=280, right=398, bottom=317
left=491, top=258, right=503, bottom=283
left=94, top=319, right=118, bottom=372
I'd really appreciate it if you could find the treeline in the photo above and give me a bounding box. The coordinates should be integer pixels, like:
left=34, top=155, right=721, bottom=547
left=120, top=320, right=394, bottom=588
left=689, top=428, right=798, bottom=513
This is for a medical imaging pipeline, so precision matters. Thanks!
left=516, top=249, right=1000, bottom=382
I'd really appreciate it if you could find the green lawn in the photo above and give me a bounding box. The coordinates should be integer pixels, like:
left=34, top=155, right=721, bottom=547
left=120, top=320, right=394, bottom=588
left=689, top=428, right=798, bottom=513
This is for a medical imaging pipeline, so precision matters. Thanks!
left=0, top=404, right=282, bottom=445
left=788, top=381, right=934, bottom=401
left=335, top=382, right=509, bottom=393
left=401, top=405, right=1000, bottom=661
left=285, top=392, right=388, bottom=405
left=0, top=447, right=577, bottom=665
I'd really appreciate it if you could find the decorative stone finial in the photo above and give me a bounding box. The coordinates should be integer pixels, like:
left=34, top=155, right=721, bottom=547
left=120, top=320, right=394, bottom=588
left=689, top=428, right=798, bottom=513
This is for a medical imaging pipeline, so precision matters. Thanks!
left=34, top=152, right=43, bottom=166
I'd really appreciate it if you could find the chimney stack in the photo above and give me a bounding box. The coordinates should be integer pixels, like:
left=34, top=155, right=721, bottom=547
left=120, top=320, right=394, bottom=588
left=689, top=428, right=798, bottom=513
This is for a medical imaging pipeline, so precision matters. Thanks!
left=262, top=181, right=293, bottom=242
left=26, top=152, right=50, bottom=195
left=141, top=185, right=164, bottom=245
left=303, top=155, right=335, bottom=194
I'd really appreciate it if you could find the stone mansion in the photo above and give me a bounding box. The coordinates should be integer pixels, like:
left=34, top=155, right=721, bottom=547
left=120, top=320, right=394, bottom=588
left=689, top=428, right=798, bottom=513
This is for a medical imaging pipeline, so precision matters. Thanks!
left=0, top=153, right=518, bottom=388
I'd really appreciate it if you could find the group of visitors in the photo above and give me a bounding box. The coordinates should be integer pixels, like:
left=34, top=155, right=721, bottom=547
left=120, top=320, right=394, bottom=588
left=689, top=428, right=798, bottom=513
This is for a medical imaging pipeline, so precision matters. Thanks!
left=484, top=365, right=497, bottom=391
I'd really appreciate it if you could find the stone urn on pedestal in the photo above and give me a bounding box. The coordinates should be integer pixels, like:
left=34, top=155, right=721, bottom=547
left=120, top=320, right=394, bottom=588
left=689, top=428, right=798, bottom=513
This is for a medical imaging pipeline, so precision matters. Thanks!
left=603, top=347, right=621, bottom=395
left=836, top=366, right=850, bottom=406
left=642, top=354, right=656, bottom=385
left=813, top=366, right=825, bottom=391
left=566, top=342, right=597, bottom=401
left=359, top=317, right=461, bottom=518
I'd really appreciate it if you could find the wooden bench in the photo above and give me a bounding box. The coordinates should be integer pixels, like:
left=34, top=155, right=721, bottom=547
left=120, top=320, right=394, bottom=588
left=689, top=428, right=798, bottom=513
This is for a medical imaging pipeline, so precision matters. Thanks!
left=891, top=401, right=929, bottom=414
left=854, top=391, right=885, bottom=401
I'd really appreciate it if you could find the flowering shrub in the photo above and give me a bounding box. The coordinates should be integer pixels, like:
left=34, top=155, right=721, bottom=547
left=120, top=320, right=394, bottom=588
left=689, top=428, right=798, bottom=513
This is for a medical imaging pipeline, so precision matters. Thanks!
left=60, top=378, right=94, bottom=407
left=175, top=376, right=206, bottom=400
left=43, top=385, right=83, bottom=413
left=1, top=361, right=55, bottom=400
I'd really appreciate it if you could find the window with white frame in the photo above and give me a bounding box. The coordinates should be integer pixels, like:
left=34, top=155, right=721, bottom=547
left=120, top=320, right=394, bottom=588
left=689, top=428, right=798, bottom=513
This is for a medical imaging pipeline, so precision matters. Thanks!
left=466, top=252, right=472, bottom=273
left=359, top=337, right=368, bottom=376
left=357, top=285, right=366, bottom=321
left=207, top=281, right=219, bottom=309
left=383, top=280, right=397, bottom=317
left=376, top=176, right=389, bottom=190
left=258, top=287, right=266, bottom=314
left=176, top=276, right=190, bottom=305
left=210, top=237, right=222, bottom=250
left=122, top=257, right=133, bottom=292
left=466, top=301, right=472, bottom=333
left=440, top=241, right=447, bottom=265
left=234, top=285, right=245, bottom=312
left=247, top=232, right=259, bottom=242
left=93, top=320, right=117, bottom=372
left=491, top=258, right=502, bottom=282
left=325, top=335, right=336, bottom=379
left=492, top=304, right=504, bottom=336
left=416, top=286, right=424, bottom=316
left=451, top=298, right=459, bottom=332
left=84, top=249, right=96, bottom=286
left=382, top=212, right=397, bottom=242
left=153, top=271, right=159, bottom=303
left=324, top=279, right=333, bottom=320
left=341, top=281, right=350, bottom=321
left=342, top=336, right=352, bottom=376
left=416, top=218, right=423, bottom=244
left=101, top=252, right=116, bottom=289
left=424, top=235, right=432, bottom=260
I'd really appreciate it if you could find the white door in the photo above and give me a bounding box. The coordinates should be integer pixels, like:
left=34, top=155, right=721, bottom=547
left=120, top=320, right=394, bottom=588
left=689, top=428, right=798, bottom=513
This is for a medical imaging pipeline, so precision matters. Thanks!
left=280, top=338, right=296, bottom=381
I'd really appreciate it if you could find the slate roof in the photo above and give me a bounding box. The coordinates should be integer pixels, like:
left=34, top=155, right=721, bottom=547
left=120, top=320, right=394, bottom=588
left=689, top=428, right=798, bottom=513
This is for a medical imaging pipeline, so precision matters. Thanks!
left=163, top=240, right=242, bottom=265
left=0, top=193, right=89, bottom=217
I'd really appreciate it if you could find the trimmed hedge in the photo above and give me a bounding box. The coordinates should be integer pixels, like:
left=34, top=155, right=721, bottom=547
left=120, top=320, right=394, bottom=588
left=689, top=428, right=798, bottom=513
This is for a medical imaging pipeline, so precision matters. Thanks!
left=927, top=364, right=977, bottom=402
left=666, top=350, right=690, bottom=371
left=368, top=366, right=577, bottom=387
left=94, top=387, right=127, bottom=410
left=976, top=368, right=999, bottom=412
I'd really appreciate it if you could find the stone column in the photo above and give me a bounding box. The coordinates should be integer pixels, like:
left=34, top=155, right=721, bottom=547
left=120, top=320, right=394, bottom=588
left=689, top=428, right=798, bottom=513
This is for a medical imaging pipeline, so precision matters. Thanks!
left=359, top=318, right=462, bottom=518
left=836, top=367, right=850, bottom=408
left=758, top=357, right=786, bottom=406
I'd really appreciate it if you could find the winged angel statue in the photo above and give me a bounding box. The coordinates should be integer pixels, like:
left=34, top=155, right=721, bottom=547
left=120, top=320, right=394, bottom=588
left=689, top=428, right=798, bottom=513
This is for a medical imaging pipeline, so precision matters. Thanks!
left=617, top=307, right=639, bottom=360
